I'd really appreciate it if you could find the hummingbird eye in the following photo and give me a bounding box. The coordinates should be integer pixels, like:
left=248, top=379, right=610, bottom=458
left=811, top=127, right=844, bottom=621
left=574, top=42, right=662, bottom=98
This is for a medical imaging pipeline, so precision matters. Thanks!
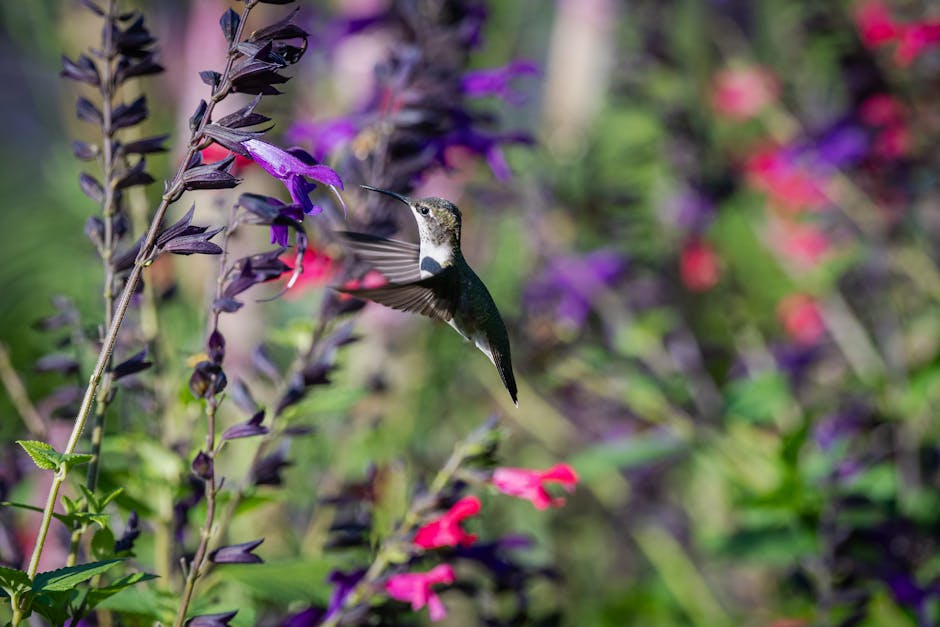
left=420, top=206, right=429, bottom=215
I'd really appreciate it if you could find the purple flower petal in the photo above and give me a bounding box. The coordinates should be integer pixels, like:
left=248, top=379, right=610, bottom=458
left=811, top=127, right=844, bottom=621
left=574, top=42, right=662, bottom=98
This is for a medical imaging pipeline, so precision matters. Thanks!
left=242, top=139, right=343, bottom=188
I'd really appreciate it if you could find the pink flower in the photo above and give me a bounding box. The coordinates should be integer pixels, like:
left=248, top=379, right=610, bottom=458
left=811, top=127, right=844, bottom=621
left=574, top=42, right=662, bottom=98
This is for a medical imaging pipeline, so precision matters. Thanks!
left=282, top=247, right=335, bottom=297
left=778, top=294, right=826, bottom=346
left=895, top=21, right=940, bottom=66
left=337, top=270, right=388, bottom=302
left=859, top=94, right=905, bottom=126
left=745, top=147, right=829, bottom=213
left=200, top=142, right=254, bottom=175
left=414, top=496, right=481, bottom=549
left=384, top=564, right=455, bottom=622
left=853, top=1, right=899, bottom=48
left=709, top=66, right=778, bottom=121
left=491, top=463, right=579, bottom=510
left=679, top=238, right=720, bottom=292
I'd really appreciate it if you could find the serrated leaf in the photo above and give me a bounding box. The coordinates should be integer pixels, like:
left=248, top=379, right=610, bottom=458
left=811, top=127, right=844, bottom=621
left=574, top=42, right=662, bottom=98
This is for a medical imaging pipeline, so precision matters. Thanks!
left=0, top=565, right=31, bottom=597
left=85, top=572, right=157, bottom=610
left=31, top=588, right=73, bottom=625
left=62, top=453, right=94, bottom=470
left=16, top=440, right=60, bottom=471
left=32, top=559, right=123, bottom=592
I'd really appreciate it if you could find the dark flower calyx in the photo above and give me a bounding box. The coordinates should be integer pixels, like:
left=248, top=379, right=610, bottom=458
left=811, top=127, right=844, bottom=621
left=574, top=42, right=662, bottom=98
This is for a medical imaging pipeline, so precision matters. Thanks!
left=110, top=349, right=152, bottom=381
left=61, top=54, right=100, bottom=86
left=221, top=410, right=268, bottom=441
left=209, top=538, right=264, bottom=564
left=182, top=156, right=240, bottom=191
left=191, top=450, right=213, bottom=481
left=186, top=610, right=237, bottom=627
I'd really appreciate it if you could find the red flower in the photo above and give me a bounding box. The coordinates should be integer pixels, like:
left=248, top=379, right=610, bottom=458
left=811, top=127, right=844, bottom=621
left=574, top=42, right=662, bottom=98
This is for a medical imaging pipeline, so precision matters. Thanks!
left=709, top=66, right=778, bottom=121
left=852, top=1, right=940, bottom=66
left=384, top=564, right=455, bottom=622
left=744, top=147, right=829, bottom=213
left=778, top=293, right=826, bottom=346
left=414, top=496, right=481, bottom=549
left=853, top=0, right=899, bottom=48
left=859, top=94, right=905, bottom=126
left=491, top=463, right=579, bottom=510
left=200, top=142, right=254, bottom=175
left=680, top=238, right=720, bottom=292
left=282, top=247, right=335, bottom=297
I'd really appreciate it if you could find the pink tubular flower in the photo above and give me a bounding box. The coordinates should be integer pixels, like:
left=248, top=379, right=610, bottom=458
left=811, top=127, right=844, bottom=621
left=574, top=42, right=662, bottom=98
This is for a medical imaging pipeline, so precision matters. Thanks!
left=679, top=238, right=720, bottom=292
left=709, top=65, right=779, bottom=121
left=778, top=294, right=826, bottom=346
left=200, top=142, right=254, bottom=175
left=491, top=463, right=579, bottom=510
left=282, top=247, right=335, bottom=297
left=853, top=0, right=899, bottom=48
left=384, top=564, right=455, bottom=622
left=414, top=496, right=481, bottom=549
left=771, top=220, right=831, bottom=269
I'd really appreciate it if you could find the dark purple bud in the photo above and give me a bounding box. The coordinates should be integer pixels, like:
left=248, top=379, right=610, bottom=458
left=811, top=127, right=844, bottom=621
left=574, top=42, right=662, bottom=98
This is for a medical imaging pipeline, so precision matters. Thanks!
left=189, top=100, right=208, bottom=133
left=114, top=511, right=140, bottom=553
left=221, top=410, right=268, bottom=441
left=191, top=450, right=213, bottom=481
left=189, top=361, right=226, bottom=399
left=251, top=452, right=291, bottom=486
left=257, top=0, right=295, bottom=5
left=120, top=134, right=169, bottom=155
left=76, top=97, right=103, bottom=125
left=160, top=230, right=224, bottom=256
left=111, top=96, right=148, bottom=130
left=247, top=8, right=308, bottom=43
left=185, top=610, right=237, bottom=627
left=281, top=607, right=324, bottom=627
left=209, top=538, right=264, bottom=564
left=182, top=158, right=240, bottom=191
left=112, top=238, right=143, bottom=273
left=217, top=96, right=270, bottom=129
left=220, top=9, right=240, bottom=45
left=235, top=193, right=285, bottom=221
left=61, top=54, right=99, bottom=86
left=199, top=71, right=222, bottom=89
left=207, top=330, right=225, bottom=364
left=114, top=53, right=164, bottom=85
left=79, top=173, right=104, bottom=203
left=323, top=569, right=366, bottom=621
left=115, top=15, right=156, bottom=56
left=85, top=216, right=105, bottom=248
left=114, top=158, right=155, bottom=190
left=34, top=354, right=80, bottom=375
left=72, top=141, right=98, bottom=161
left=111, top=349, right=152, bottom=381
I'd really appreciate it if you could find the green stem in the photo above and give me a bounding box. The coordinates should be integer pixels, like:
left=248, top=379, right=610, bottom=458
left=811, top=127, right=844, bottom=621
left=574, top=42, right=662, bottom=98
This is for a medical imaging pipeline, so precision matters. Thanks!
left=23, top=0, right=258, bottom=584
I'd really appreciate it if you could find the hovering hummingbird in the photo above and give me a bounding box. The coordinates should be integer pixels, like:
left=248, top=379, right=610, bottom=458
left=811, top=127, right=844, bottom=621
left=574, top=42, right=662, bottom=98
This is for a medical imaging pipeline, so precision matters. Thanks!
left=334, top=185, right=518, bottom=406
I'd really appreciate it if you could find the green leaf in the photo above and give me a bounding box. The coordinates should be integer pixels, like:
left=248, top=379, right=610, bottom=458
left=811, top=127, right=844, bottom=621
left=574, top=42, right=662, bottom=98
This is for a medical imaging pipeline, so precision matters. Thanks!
left=85, top=572, right=157, bottom=611
left=31, top=589, right=74, bottom=626
left=1, top=501, right=106, bottom=530
left=32, top=559, right=123, bottom=593
left=16, top=440, right=60, bottom=471
left=61, top=452, right=94, bottom=470
left=0, top=565, right=31, bottom=597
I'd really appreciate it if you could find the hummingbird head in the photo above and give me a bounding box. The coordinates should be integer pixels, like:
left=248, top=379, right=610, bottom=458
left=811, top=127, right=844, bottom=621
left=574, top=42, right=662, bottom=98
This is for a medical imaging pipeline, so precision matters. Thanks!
left=361, top=186, right=462, bottom=248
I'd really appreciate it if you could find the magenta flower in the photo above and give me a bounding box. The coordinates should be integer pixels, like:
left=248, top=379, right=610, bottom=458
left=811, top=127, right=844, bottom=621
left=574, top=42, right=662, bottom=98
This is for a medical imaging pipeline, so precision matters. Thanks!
left=384, top=564, right=455, bottom=622
left=461, top=60, right=539, bottom=105
left=491, top=463, right=579, bottom=510
left=414, top=496, right=481, bottom=549
left=242, top=138, right=343, bottom=218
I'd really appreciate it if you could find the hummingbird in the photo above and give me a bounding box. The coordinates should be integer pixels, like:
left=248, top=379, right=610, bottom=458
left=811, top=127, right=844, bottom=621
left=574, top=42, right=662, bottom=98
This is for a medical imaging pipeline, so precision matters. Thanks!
left=334, top=185, right=518, bottom=406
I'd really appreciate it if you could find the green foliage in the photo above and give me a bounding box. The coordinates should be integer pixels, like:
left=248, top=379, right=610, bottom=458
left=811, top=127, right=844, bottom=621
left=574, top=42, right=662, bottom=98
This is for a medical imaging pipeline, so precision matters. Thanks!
left=15, top=440, right=93, bottom=474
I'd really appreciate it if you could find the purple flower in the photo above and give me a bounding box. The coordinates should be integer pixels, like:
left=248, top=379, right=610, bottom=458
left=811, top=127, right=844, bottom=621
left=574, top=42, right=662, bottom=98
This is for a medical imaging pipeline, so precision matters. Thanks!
left=461, top=60, right=539, bottom=105
left=242, top=139, right=343, bottom=218
left=526, top=249, right=627, bottom=327
left=286, top=119, right=359, bottom=162
left=325, top=569, right=366, bottom=622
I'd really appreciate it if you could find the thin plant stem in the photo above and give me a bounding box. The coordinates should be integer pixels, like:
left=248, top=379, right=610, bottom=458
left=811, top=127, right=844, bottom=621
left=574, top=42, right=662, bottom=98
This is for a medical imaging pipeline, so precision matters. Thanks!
left=0, top=343, right=47, bottom=439
left=24, top=0, right=260, bottom=583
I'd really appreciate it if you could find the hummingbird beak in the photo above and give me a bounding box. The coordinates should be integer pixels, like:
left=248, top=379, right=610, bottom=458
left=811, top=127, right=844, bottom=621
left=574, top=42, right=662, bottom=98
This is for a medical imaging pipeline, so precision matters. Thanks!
left=360, top=185, right=411, bottom=207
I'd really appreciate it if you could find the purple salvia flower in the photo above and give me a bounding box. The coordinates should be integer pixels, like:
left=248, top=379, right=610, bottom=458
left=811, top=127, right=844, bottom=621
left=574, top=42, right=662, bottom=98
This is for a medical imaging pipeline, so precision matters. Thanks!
left=242, top=139, right=343, bottom=217
left=286, top=119, right=359, bottom=162
left=526, top=249, right=627, bottom=327
left=209, top=538, right=264, bottom=564
left=461, top=60, right=539, bottom=105
left=323, top=569, right=367, bottom=622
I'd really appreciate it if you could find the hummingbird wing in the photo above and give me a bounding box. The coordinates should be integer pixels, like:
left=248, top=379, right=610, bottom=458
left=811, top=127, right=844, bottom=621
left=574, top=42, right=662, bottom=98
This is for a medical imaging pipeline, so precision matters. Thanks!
left=334, top=231, right=421, bottom=283
left=337, top=268, right=459, bottom=322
